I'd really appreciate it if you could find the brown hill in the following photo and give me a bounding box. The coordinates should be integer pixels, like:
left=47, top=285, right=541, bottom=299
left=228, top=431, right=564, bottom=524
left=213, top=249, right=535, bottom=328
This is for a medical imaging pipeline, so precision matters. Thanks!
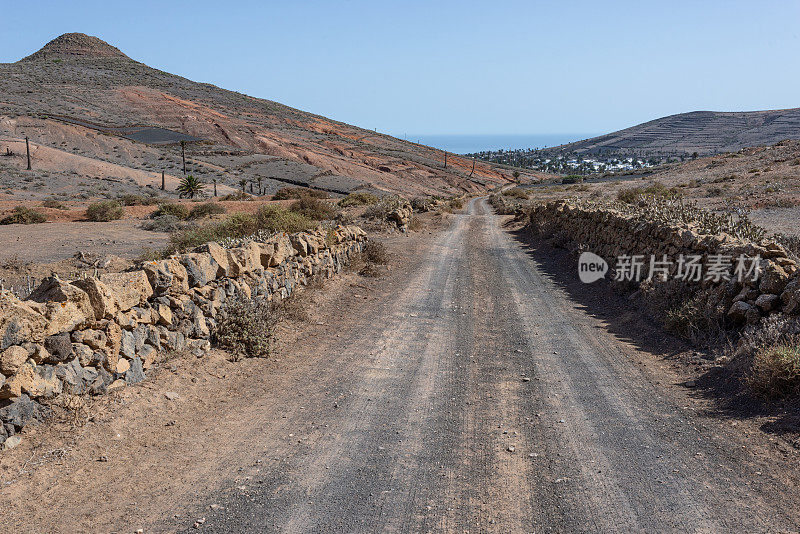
left=543, top=109, right=800, bottom=157
left=0, top=33, right=516, bottom=200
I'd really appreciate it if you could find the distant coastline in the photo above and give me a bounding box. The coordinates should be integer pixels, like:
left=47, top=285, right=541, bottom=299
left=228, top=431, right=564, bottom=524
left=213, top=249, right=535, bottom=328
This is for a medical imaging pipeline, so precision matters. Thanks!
left=403, top=134, right=597, bottom=155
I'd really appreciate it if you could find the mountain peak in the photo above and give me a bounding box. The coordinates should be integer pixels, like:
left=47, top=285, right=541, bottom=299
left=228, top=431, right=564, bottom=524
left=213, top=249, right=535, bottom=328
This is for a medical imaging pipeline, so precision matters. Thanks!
left=20, top=33, right=129, bottom=62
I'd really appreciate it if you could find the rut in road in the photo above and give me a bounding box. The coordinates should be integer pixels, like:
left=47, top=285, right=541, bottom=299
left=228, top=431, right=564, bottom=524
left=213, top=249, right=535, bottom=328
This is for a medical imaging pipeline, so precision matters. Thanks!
left=192, top=199, right=798, bottom=533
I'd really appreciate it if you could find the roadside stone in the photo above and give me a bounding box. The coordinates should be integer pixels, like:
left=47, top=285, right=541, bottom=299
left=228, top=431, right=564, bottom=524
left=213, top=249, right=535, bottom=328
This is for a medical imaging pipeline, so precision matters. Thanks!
left=759, top=263, right=790, bottom=295
left=114, top=357, right=131, bottom=375
left=193, top=242, right=230, bottom=277
left=44, top=333, right=73, bottom=363
left=180, top=253, right=218, bottom=288
left=89, top=368, right=113, bottom=395
left=754, top=293, right=779, bottom=312
left=0, top=394, right=48, bottom=429
left=120, top=330, right=136, bottom=359
left=0, top=345, right=29, bottom=376
left=28, top=276, right=93, bottom=335
left=124, top=357, right=145, bottom=384
left=0, top=291, right=49, bottom=349
left=100, top=271, right=154, bottom=311
left=2, top=435, right=21, bottom=450
left=727, top=300, right=752, bottom=324
left=71, top=277, right=118, bottom=320
left=156, top=303, right=173, bottom=326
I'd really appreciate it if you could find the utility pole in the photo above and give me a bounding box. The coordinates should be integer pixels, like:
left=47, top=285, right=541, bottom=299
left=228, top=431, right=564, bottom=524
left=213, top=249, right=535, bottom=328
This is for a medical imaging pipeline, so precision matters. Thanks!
left=469, top=157, right=476, bottom=178
left=25, top=137, right=31, bottom=170
left=161, top=170, right=165, bottom=191
left=443, top=151, right=447, bottom=169
left=180, top=141, right=186, bottom=175
left=213, top=178, right=217, bottom=197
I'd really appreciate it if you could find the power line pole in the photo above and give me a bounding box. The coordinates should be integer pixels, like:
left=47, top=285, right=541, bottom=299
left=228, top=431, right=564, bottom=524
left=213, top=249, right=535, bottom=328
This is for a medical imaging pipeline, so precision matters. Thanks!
left=25, top=137, right=31, bottom=170
left=161, top=170, right=165, bottom=191
left=181, top=141, right=186, bottom=175
left=443, top=151, right=447, bottom=169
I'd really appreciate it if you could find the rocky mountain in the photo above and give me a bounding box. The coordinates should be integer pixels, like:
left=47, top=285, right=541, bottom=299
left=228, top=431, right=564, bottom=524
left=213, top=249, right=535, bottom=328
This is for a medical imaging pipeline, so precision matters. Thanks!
left=542, top=109, right=800, bottom=157
left=0, top=33, right=512, bottom=198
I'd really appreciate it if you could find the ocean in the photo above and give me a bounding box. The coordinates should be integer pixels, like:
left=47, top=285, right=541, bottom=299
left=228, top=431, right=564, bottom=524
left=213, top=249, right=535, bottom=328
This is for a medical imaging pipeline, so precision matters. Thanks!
left=402, top=134, right=596, bottom=155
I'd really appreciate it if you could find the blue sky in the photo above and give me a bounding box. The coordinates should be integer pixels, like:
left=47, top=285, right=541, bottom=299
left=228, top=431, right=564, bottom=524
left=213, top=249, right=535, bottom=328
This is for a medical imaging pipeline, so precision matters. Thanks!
left=2, top=1, right=799, bottom=136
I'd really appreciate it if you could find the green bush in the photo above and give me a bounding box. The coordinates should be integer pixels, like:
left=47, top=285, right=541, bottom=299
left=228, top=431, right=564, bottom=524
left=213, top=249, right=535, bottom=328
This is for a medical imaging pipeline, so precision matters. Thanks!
left=188, top=202, right=226, bottom=220
left=86, top=201, right=124, bottom=222
left=561, top=174, right=583, bottom=184
left=213, top=296, right=280, bottom=359
left=289, top=197, right=336, bottom=220
left=273, top=186, right=328, bottom=200
left=152, top=203, right=190, bottom=220
left=339, top=192, right=379, bottom=207
left=0, top=206, right=47, bottom=225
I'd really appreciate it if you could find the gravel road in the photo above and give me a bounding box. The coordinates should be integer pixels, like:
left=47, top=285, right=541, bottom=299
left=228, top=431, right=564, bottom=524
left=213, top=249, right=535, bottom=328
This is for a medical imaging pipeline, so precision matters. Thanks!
left=180, top=199, right=799, bottom=533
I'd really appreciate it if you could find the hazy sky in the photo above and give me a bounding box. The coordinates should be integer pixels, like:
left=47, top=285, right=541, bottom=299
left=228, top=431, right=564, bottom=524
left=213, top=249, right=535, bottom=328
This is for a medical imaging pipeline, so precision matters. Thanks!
left=2, top=1, right=799, bottom=136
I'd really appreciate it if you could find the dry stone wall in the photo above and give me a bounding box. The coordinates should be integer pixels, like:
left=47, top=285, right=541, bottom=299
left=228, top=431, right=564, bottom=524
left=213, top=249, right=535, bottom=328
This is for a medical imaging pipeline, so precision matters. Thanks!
left=527, top=200, right=800, bottom=327
left=0, top=225, right=366, bottom=448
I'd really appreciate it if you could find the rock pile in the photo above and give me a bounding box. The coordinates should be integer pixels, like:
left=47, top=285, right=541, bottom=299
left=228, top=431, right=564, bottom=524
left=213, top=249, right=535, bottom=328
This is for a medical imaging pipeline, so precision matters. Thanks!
left=0, top=225, right=366, bottom=447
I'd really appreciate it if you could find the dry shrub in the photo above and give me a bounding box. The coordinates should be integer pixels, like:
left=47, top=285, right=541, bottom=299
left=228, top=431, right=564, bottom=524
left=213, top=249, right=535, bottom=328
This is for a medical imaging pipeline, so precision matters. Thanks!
left=616, top=182, right=679, bottom=204
left=213, top=296, right=280, bottom=360
left=503, top=187, right=529, bottom=199
left=42, top=199, right=68, bottom=210
left=85, top=200, right=124, bottom=222
left=188, top=201, right=226, bottom=220
left=748, top=345, right=800, bottom=399
left=339, top=192, right=378, bottom=207
left=363, top=239, right=388, bottom=264
left=152, top=203, right=190, bottom=220
left=290, top=196, right=336, bottom=220
left=273, top=186, right=328, bottom=200
left=408, top=216, right=423, bottom=231
left=1, top=206, right=47, bottom=225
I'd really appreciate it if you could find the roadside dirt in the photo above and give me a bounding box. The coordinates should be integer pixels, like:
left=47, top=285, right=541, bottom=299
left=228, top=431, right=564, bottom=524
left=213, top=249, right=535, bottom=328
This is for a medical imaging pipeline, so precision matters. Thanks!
left=1, top=202, right=799, bottom=532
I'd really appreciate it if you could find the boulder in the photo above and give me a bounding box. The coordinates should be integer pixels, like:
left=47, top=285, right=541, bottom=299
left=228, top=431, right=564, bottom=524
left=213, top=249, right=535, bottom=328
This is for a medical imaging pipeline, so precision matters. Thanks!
left=227, top=242, right=261, bottom=277
left=99, top=271, right=153, bottom=311
left=727, top=300, right=752, bottom=324
left=781, top=279, right=800, bottom=315
left=124, top=357, right=145, bottom=384
left=28, top=276, right=93, bottom=335
left=0, top=394, right=48, bottom=429
left=0, top=345, right=29, bottom=376
left=192, top=242, right=230, bottom=277
left=759, top=263, right=790, bottom=295
left=43, top=333, right=73, bottom=363
left=180, top=252, right=218, bottom=287
left=71, top=278, right=118, bottom=320
left=0, top=292, right=48, bottom=349
left=1, top=362, right=61, bottom=399
left=142, top=259, right=189, bottom=297
left=156, top=303, right=173, bottom=326
left=754, top=293, right=779, bottom=312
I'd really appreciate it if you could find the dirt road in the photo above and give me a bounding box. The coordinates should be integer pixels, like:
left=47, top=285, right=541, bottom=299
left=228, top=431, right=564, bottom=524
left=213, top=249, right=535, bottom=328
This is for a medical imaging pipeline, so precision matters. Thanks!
left=3, top=199, right=799, bottom=532
left=181, top=199, right=799, bottom=532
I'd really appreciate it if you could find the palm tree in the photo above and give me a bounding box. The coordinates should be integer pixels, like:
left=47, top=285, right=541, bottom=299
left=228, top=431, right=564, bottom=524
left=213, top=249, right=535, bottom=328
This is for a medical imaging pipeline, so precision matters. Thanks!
left=238, top=178, right=247, bottom=193
left=177, top=174, right=205, bottom=199
left=257, top=177, right=264, bottom=195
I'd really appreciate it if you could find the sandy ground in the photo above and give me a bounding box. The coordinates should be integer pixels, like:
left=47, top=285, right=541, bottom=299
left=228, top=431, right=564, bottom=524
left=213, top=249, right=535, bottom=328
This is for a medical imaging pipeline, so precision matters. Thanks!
left=0, top=202, right=799, bottom=532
